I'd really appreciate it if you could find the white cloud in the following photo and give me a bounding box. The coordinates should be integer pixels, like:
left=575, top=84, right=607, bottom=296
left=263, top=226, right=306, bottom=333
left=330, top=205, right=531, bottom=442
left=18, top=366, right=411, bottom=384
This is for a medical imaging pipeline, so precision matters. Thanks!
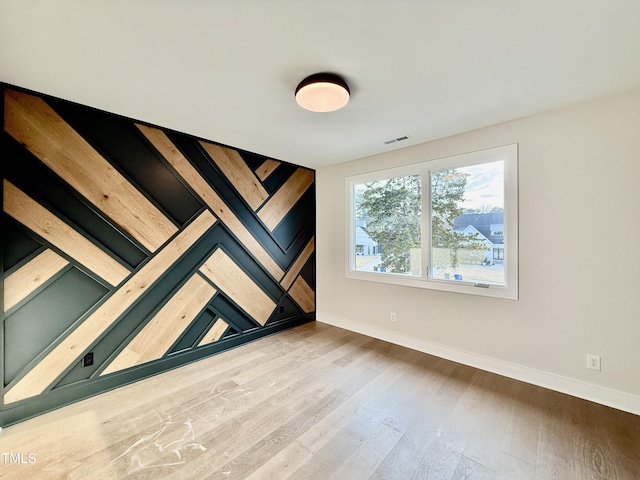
left=458, top=161, right=504, bottom=209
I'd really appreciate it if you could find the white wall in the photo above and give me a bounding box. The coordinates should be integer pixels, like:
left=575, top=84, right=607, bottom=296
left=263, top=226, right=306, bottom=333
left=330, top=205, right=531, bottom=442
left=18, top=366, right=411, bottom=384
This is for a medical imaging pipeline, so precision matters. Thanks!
left=316, top=88, right=640, bottom=414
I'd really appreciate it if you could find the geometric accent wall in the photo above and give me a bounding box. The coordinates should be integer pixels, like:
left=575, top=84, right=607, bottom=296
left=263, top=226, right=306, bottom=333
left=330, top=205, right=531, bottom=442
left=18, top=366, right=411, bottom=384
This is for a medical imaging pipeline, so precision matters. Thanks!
left=0, top=86, right=315, bottom=426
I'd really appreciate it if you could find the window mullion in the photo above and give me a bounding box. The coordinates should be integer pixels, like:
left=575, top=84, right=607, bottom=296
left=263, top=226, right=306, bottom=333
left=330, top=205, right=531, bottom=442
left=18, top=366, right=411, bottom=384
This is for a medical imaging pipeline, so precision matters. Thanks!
left=422, top=170, right=431, bottom=280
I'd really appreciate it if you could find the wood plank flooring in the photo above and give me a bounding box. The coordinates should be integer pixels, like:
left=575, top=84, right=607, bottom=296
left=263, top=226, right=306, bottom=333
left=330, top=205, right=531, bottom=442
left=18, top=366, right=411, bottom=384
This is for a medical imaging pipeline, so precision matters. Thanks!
left=1, top=322, right=639, bottom=479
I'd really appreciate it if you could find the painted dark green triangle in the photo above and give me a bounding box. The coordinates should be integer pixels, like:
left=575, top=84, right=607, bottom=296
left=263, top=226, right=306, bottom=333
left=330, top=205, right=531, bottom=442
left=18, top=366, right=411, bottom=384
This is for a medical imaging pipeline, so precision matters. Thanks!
left=236, top=150, right=267, bottom=171
left=2, top=215, right=43, bottom=271
left=300, top=252, right=315, bottom=289
left=266, top=296, right=304, bottom=325
left=221, top=325, right=239, bottom=339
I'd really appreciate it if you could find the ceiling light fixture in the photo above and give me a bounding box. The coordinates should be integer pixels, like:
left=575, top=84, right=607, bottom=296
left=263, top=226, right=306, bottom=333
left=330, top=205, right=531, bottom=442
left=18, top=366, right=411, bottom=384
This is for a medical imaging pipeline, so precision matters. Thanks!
left=295, top=73, right=350, bottom=112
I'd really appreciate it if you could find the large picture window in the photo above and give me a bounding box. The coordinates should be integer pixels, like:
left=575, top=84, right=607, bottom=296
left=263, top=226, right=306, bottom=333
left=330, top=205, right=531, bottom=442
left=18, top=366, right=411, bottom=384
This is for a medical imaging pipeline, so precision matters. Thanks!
left=346, top=144, right=518, bottom=299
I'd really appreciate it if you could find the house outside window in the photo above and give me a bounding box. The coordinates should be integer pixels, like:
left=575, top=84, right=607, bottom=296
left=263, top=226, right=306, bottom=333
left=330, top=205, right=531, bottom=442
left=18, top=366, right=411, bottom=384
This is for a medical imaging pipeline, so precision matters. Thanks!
left=346, top=144, right=518, bottom=299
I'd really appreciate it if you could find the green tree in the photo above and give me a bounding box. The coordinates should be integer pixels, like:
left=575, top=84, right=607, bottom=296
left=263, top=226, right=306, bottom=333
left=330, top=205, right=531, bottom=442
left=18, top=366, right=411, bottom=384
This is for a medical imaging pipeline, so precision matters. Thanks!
left=358, top=175, right=421, bottom=274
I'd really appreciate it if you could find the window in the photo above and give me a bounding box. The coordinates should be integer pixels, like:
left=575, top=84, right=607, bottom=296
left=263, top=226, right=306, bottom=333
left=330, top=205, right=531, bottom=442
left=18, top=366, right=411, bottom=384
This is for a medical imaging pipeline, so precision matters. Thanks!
left=346, top=144, right=518, bottom=299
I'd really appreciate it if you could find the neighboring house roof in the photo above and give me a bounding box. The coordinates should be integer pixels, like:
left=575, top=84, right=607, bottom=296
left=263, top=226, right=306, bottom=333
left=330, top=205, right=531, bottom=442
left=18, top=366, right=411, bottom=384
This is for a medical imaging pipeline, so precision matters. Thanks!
left=456, top=225, right=489, bottom=242
left=453, top=212, right=504, bottom=246
left=355, top=224, right=378, bottom=244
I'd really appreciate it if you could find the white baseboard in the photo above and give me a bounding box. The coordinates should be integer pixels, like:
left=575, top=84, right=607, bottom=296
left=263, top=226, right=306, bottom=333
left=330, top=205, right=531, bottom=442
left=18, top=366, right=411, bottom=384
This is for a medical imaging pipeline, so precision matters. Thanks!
left=317, top=312, right=640, bottom=416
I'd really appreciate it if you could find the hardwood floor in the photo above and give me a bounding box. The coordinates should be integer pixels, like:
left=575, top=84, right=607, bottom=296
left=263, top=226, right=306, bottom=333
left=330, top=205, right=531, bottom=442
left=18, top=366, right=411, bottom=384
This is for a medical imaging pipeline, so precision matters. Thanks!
left=1, top=322, right=639, bottom=479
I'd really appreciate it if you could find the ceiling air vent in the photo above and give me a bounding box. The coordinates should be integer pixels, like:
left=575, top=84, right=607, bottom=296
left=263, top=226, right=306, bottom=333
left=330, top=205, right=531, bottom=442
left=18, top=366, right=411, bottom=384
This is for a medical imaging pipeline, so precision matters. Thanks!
left=384, top=135, right=411, bottom=145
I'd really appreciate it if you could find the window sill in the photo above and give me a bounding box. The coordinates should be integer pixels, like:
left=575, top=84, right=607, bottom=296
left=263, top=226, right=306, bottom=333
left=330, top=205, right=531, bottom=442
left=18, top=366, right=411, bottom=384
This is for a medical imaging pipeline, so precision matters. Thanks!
left=345, top=269, right=518, bottom=300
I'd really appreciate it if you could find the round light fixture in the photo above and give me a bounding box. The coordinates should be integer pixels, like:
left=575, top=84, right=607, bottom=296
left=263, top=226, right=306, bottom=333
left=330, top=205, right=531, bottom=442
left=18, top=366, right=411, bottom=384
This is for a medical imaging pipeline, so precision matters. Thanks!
left=295, top=73, right=350, bottom=112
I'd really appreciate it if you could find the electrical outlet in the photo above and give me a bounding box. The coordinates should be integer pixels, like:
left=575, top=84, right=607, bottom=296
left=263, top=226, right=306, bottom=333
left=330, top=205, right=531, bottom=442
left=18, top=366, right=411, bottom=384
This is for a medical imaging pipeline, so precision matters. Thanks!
left=82, top=352, right=94, bottom=367
left=586, top=354, right=601, bottom=371
left=390, top=312, right=396, bottom=322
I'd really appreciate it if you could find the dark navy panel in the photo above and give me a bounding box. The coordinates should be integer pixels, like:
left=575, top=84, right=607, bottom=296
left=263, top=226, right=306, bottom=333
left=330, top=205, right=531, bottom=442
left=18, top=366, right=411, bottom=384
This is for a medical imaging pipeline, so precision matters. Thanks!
left=2, top=215, right=43, bottom=271
left=2, top=132, right=147, bottom=269
left=169, top=309, right=217, bottom=354
left=272, top=186, right=316, bottom=251
left=263, top=163, right=297, bottom=195
left=4, top=268, right=109, bottom=384
left=47, top=100, right=202, bottom=227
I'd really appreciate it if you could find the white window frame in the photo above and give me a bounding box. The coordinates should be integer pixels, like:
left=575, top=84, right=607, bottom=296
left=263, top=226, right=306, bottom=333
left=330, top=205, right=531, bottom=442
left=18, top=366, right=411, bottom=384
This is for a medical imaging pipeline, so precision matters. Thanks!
left=345, top=144, right=518, bottom=300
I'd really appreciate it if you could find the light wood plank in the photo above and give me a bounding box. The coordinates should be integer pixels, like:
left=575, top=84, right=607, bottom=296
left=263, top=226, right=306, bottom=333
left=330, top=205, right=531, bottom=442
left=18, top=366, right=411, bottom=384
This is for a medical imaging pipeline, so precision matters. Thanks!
left=199, top=141, right=269, bottom=210
left=101, top=274, right=216, bottom=375
left=410, top=439, right=462, bottom=480
left=258, top=168, right=314, bottom=231
left=255, top=159, right=281, bottom=181
left=4, top=89, right=178, bottom=252
left=289, top=275, right=315, bottom=313
left=281, top=236, right=315, bottom=290
left=3, top=211, right=216, bottom=404
left=136, top=123, right=285, bottom=280
left=462, top=374, right=522, bottom=472
left=245, top=441, right=313, bottom=480
left=198, top=318, right=229, bottom=346
left=3, top=180, right=130, bottom=286
left=451, top=456, right=495, bottom=480
left=3, top=249, right=69, bottom=311
left=199, top=248, right=276, bottom=326
left=534, top=391, right=577, bottom=480
left=328, top=422, right=403, bottom=480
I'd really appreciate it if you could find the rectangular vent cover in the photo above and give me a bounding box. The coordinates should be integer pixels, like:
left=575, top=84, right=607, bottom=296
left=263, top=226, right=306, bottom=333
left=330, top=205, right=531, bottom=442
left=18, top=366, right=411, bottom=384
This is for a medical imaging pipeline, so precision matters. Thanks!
left=384, top=135, right=411, bottom=145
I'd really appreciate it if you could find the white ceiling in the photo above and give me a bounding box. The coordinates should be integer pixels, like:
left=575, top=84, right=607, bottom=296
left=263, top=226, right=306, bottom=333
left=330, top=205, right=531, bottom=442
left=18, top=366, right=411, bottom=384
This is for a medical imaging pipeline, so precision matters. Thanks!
left=2, top=1, right=640, bottom=169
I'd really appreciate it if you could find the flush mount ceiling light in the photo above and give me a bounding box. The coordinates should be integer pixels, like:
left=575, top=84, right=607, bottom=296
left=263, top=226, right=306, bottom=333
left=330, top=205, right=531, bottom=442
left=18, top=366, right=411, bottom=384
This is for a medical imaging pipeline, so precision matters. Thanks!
left=295, top=73, right=350, bottom=112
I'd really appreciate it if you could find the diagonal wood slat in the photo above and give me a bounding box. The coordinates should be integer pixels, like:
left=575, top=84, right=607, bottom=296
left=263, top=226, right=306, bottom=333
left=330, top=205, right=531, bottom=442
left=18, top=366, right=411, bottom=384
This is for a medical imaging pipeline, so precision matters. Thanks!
left=4, top=89, right=178, bottom=252
left=198, top=318, right=230, bottom=346
left=258, top=168, right=314, bottom=231
left=288, top=276, right=315, bottom=313
left=3, top=249, right=69, bottom=312
left=3, top=180, right=130, bottom=287
left=199, top=141, right=269, bottom=210
left=255, top=159, right=281, bottom=182
left=136, top=124, right=284, bottom=279
left=281, top=236, right=315, bottom=290
left=101, top=274, right=216, bottom=375
left=3, top=210, right=216, bottom=404
left=199, top=249, right=276, bottom=326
